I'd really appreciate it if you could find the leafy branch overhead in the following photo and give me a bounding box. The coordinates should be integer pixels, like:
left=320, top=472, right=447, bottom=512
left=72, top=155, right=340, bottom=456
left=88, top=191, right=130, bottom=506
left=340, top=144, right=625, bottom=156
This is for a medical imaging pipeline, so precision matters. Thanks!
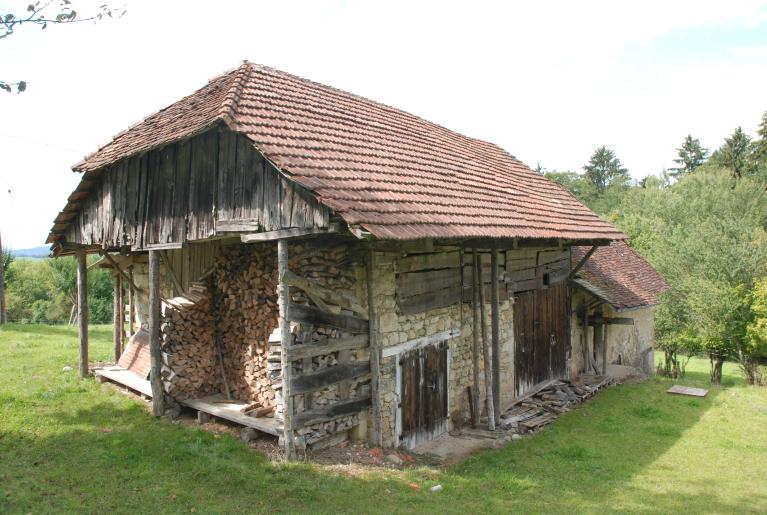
left=0, top=0, right=126, bottom=93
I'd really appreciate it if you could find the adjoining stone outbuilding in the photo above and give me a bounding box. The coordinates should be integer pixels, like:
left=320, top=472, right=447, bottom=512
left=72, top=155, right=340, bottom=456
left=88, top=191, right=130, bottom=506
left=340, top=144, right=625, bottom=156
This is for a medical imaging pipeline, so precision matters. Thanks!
left=46, top=61, right=665, bottom=454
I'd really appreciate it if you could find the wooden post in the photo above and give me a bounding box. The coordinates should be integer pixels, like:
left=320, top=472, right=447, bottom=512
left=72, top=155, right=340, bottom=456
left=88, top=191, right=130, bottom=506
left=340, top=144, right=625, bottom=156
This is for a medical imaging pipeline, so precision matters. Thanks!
left=490, top=246, right=501, bottom=426
left=128, top=267, right=135, bottom=337
left=113, top=273, right=123, bottom=362
left=366, top=247, right=383, bottom=447
left=477, top=251, right=495, bottom=430
left=148, top=250, right=164, bottom=416
left=278, top=239, right=296, bottom=459
left=0, top=228, right=6, bottom=324
left=601, top=323, right=608, bottom=375
left=470, top=250, right=481, bottom=428
left=76, top=249, right=89, bottom=378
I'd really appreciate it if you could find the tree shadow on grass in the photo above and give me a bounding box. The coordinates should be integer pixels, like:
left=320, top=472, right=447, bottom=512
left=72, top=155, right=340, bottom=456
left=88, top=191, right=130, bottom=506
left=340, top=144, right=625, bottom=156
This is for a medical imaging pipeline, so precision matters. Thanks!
left=2, top=372, right=765, bottom=513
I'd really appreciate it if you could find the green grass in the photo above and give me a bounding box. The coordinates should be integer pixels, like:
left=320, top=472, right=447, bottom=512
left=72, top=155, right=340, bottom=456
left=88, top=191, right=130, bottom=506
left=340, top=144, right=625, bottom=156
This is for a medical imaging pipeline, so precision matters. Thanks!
left=2, top=324, right=767, bottom=513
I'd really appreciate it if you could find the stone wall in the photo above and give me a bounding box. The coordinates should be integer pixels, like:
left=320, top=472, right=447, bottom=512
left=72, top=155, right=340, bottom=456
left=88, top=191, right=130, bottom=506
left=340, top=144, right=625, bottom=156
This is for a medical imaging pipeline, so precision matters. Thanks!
left=369, top=250, right=515, bottom=448
left=570, top=288, right=656, bottom=376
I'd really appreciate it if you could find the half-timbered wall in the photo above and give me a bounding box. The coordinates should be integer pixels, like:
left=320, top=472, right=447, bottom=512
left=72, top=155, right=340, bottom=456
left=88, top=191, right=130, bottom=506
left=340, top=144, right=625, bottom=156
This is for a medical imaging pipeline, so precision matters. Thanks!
left=63, top=128, right=330, bottom=249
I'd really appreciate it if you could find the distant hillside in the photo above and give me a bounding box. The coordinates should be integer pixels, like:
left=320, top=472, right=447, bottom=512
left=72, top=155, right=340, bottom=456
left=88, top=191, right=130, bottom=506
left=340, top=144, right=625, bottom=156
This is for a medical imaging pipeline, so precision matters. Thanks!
left=11, top=246, right=50, bottom=259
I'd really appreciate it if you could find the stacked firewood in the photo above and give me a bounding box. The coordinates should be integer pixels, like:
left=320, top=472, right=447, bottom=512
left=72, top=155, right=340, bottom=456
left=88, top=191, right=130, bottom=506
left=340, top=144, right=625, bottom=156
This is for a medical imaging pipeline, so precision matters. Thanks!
left=212, top=244, right=279, bottom=410
left=160, top=286, right=218, bottom=400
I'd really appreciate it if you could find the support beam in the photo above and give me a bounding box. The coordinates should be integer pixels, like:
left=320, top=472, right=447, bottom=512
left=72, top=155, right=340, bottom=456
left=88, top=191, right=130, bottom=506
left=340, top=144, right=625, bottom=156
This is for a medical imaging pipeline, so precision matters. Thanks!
left=601, top=323, right=608, bottom=375
left=278, top=239, right=296, bottom=459
left=128, top=267, right=135, bottom=337
left=240, top=224, right=340, bottom=243
left=76, top=249, right=88, bottom=378
left=490, top=246, right=501, bottom=426
left=476, top=249, right=495, bottom=430
left=470, top=250, right=481, bottom=428
left=148, top=250, right=164, bottom=416
left=113, top=273, right=123, bottom=362
left=569, top=245, right=598, bottom=279
left=367, top=247, right=383, bottom=447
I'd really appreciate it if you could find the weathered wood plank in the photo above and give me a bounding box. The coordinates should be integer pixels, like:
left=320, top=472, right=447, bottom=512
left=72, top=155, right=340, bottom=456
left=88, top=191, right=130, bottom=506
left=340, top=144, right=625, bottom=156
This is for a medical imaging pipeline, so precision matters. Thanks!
left=396, top=268, right=460, bottom=299
left=292, top=395, right=371, bottom=428
left=397, top=286, right=462, bottom=315
left=148, top=250, right=164, bottom=415
left=288, top=304, right=369, bottom=333
left=240, top=225, right=339, bottom=243
left=291, top=362, right=370, bottom=395
left=76, top=249, right=88, bottom=378
left=397, top=251, right=460, bottom=273
left=285, top=335, right=369, bottom=361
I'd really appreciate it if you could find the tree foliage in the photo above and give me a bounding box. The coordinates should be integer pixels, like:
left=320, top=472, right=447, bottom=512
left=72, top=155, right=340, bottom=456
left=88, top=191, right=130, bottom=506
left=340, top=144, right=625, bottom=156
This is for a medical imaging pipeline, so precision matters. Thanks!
left=582, top=146, right=630, bottom=193
left=4, top=257, right=113, bottom=323
left=711, top=127, right=756, bottom=179
left=669, top=134, right=708, bottom=178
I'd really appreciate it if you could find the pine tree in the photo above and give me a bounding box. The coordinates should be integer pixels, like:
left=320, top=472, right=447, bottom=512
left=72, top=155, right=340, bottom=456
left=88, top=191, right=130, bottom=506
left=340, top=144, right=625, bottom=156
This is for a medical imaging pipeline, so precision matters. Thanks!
left=583, top=146, right=629, bottom=193
left=752, top=111, right=767, bottom=175
left=669, top=134, right=708, bottom=177
left=711, top=127, right=755, bottom=179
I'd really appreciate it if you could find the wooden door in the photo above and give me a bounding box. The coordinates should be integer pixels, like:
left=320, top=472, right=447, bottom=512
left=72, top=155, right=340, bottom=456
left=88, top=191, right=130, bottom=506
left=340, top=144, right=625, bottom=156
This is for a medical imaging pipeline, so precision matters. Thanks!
left=399, top=341, right=448, bottom=449
left=514, top=281, right=569, bottom=396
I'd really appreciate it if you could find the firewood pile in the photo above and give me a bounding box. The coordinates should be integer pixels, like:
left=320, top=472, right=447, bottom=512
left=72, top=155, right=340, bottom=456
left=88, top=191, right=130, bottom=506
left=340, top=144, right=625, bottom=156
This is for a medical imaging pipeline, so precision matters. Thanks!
left=500, top=375, right=615, bottom=434
left=160, top=286, right=218, bottom=400
left=212, top=244, right=279, bottom=411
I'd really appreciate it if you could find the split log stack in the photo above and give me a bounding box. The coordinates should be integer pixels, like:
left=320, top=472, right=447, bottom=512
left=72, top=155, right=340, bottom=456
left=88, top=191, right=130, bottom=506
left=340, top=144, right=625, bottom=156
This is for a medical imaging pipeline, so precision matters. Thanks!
left=212, top=244, right=279, bottom=410
left=160, top=285, right=217, bottom=399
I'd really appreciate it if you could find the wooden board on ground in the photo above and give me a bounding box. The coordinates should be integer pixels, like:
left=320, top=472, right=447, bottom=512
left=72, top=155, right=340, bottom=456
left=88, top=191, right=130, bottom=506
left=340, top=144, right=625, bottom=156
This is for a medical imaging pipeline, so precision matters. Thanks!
left=94, top=365, right=153, bottom=398
left=180, top=394, right=283, bottom=436
left=667, top=385, right=708, bottom=397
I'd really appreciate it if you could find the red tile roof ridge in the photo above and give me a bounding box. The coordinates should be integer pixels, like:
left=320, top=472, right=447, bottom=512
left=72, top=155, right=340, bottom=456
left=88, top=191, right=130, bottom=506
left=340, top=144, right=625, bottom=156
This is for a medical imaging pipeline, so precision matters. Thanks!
left=246, top=64, right=513, bottom=159
left=217, top=61, right=252, bottom=130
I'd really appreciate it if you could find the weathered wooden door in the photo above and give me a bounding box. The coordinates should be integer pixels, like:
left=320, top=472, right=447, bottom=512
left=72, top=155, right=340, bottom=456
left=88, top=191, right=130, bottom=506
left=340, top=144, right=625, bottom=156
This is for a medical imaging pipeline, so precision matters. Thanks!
left=399, top=341, right=448, bottom=449
left=514, top=281, right=569, bottom=395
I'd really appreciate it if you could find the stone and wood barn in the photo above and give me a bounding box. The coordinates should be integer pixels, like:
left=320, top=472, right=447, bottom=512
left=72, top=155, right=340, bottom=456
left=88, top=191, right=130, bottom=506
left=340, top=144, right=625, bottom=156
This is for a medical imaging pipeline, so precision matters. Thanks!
left=46, top=62, right=667, bottom=454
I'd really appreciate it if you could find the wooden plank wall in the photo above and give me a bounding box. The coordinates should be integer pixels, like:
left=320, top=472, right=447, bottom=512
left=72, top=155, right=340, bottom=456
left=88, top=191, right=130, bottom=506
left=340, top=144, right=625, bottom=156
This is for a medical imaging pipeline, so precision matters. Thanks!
left=165, top=240, right=222, bottom=294
left=394, top=247, right=571, bottom=316
left=505, top=248, right=570, bottom=293
left=63, top=129, right=330, bottom=249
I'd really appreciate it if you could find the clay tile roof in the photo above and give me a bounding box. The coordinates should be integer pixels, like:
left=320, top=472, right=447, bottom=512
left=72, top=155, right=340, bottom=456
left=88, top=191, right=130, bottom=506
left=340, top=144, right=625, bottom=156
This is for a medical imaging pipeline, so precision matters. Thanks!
left=572, top=241, right=669, bottom=310
left=69, top=61, right=626, bottom=242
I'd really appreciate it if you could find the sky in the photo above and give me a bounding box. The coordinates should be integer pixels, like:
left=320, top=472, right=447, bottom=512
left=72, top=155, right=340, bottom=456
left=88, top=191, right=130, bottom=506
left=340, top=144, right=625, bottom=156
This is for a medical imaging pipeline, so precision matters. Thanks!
left=1, top=0, right=767, bottom=249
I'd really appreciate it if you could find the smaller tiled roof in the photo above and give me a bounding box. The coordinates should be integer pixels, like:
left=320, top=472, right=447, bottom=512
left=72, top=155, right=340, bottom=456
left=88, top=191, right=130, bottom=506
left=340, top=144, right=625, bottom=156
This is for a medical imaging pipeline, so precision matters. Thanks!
left=572, top=241, right=669, bottom=310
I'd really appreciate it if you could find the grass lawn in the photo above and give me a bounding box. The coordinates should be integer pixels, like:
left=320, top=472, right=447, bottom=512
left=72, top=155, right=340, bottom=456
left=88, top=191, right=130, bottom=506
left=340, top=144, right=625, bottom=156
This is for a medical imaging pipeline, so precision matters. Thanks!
left=1, top=324, right=767, bottom=514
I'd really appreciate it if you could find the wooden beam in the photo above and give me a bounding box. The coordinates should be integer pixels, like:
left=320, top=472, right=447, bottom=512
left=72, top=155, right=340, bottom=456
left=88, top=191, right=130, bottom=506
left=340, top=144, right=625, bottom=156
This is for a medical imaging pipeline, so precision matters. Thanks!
left=160, top=250, right=185, bottom=296
left=292, top=395, right=371, bottom=428
left=291, top=363, right=370, bottom=395
left=470, top=249, right=481, bottom=428
left=148, top=250, right=164, bottom=416
left=128, top=267, right=135, bottom=337
left=101, top=252, right=143, bottom=294
left=240, top=224, right=340, bottom=243
left=381, top=329, right=460, bottom=358
left=285, top=334, right=369, bottom=361
left=490, top=247, right=501, bottom=426
left=277, top=239, right=296, bottom=460
left=113, top=273, right=123, bottom=362
left=284, top=270, right=368, bottom=319
left=76, top=249, right=88, bottom=378
left=288, top=303, right=369, bottom=334
left=367, top=247, right=383, bottom=447
left=477, top=249, right=495, bottom=430
left=569, top=245, right=598, bottom=279
left=601, top=323, right=608, bottom=375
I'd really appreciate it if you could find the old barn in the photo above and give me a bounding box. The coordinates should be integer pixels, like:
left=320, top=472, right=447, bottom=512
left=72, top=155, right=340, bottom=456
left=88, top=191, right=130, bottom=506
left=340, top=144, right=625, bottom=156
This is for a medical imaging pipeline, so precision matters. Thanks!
left=47, top=62, right=666, bottom=454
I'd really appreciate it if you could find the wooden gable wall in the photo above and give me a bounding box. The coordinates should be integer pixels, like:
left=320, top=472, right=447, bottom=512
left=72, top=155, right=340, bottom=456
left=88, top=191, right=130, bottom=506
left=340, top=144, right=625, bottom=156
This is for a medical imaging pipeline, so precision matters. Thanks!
left=63, top=128, right=330, bottom=249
